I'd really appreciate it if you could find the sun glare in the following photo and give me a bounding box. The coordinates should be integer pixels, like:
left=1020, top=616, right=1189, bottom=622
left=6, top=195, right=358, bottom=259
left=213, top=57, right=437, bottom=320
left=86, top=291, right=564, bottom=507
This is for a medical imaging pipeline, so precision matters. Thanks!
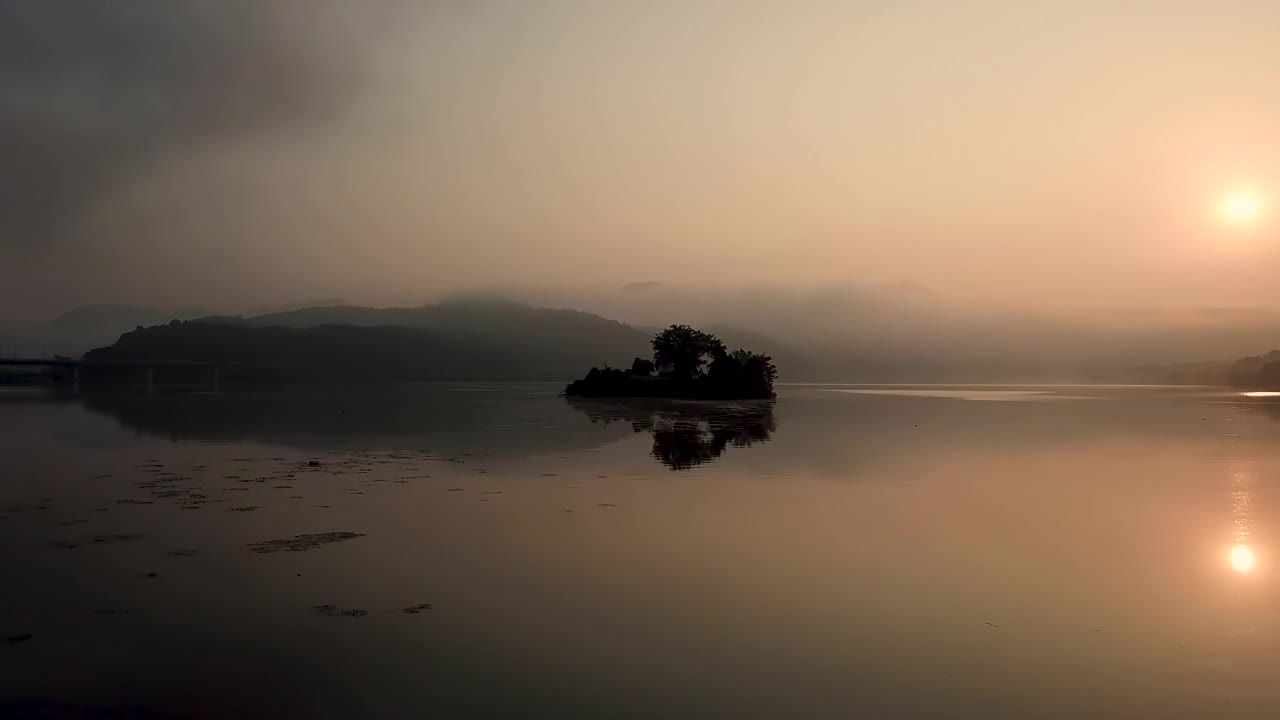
left=1221, top=190, right=1262, bottom=224
left=1231, top=544, right=1255, bottom=573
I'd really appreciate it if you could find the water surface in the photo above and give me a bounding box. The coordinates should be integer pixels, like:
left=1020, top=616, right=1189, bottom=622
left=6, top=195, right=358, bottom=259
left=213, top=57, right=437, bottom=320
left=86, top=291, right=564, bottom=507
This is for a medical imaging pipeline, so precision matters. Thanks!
left=3, top=384, right=1280, bottom=718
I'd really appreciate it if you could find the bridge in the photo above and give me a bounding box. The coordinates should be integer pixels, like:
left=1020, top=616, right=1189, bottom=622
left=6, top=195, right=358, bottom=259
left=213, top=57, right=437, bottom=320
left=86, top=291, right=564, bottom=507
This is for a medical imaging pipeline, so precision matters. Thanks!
left=0, top=358, right=232, bottom=392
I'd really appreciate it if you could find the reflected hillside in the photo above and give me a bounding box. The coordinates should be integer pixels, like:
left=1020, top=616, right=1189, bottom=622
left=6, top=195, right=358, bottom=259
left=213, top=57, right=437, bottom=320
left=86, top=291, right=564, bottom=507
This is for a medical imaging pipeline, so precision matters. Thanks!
left=1239, top=397, right=1280, bottom=423
left=567, top=398, right=775, bottom=470
left=82, top=385, right=633, bottom=457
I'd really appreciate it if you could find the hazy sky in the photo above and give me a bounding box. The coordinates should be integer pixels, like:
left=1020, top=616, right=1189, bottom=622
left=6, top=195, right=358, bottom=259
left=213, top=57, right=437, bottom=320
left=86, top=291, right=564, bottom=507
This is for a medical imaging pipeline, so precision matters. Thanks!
left=2, top=0, right=1278, bottom=321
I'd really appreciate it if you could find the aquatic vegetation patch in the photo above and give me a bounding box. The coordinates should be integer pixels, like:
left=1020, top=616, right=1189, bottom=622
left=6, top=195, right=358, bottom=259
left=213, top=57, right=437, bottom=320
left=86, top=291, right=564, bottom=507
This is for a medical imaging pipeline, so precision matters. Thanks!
left=314, top=604, right=367, bottom=618
left=248, top=532, right=365, bottom=554
left=91, top=533, right=144, bottom=544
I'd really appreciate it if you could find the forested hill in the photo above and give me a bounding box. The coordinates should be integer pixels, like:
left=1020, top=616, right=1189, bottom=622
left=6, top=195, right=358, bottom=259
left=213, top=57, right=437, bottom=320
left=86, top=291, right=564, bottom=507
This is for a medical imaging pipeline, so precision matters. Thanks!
left=1132, top=349, right=1280, bottom=388
left=84, top=300, right=651, bottom=382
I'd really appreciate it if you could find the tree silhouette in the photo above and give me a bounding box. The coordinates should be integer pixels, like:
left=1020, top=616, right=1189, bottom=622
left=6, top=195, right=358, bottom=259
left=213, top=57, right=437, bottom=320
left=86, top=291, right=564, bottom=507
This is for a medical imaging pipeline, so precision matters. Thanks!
left=631, top=357, right=656, bottom=376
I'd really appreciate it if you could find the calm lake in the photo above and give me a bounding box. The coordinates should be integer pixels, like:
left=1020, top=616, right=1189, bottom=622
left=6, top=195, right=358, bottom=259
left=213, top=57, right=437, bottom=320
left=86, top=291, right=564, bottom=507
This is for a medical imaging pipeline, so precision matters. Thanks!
left=3, top=384, right=1280, bottom=718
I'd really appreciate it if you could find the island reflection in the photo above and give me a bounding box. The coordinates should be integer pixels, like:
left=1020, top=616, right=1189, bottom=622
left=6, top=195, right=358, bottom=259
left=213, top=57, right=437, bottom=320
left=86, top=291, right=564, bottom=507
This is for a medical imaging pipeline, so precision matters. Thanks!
left=566, top=398, right=775, bottom=470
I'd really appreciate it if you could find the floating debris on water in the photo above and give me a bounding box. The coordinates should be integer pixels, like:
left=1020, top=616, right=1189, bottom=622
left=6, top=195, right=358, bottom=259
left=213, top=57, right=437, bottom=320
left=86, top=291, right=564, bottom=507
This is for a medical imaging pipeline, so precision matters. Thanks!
left=171, top=550, right=199, bottom=557
left=248, top=532, right=365, bottom=554
left=7, top=634, right=33, bottom=644
left=51, top=540, right=78, bottom=550
left=445, top=488, right=464, bottom=492
left=402, top=603, right=432, bottom=614
left=314, top=604, right=367, bottom=618
left=308, top=461, right=322, bottom=467
left=116, top=499, right=153, bottom=505
left=141, top=572, right=159, bottom=579
left=597, top=503, right=617, bottom=507
left=227, top=506, right=259, bottom=513
left=91, top=608, right=129, bottom=616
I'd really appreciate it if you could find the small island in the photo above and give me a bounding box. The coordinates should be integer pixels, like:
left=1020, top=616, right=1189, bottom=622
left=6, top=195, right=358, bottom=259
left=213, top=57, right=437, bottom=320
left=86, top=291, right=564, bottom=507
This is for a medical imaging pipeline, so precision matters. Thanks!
left=565, top=325, right=778, bottom=399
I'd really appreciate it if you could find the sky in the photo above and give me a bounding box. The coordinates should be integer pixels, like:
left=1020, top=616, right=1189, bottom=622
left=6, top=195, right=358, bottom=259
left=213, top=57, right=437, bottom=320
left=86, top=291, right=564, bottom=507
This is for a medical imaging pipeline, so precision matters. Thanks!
left=2, top=0, right=1278, bottom=322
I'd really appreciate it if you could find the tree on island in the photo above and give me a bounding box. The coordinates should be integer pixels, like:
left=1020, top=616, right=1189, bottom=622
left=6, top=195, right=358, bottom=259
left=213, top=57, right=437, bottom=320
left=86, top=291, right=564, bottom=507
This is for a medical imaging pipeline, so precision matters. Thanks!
left=565, top=325, right=777, bottom=399
left=652, top=325, right=725, bottom=379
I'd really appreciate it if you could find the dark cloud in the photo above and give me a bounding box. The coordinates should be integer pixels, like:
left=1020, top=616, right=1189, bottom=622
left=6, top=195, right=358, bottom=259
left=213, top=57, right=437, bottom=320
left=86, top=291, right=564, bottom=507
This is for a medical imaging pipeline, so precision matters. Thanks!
left=0, top=0, right=391, bottom=250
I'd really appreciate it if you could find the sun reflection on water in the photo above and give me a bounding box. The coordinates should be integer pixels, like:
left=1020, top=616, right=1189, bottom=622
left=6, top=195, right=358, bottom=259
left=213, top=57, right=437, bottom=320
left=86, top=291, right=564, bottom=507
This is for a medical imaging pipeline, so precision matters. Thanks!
left=1230, top=544, right=1255, bottom=573
left=1225, top=470, right=1259, bottom=574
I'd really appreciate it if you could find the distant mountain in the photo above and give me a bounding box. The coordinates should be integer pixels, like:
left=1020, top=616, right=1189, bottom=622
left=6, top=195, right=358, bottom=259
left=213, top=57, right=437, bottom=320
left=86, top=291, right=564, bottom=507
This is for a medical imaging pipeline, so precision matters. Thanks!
left=620, top=281, right=663, bottom=293
left=49, top=304, right=173, bottom=334
left=243, top=298, right=650, bottom=366
left=85, top=300, right=652, bottom=382
left=240, top=299, right=349, bottom=317
left=32, top=304, right=208, bottom=357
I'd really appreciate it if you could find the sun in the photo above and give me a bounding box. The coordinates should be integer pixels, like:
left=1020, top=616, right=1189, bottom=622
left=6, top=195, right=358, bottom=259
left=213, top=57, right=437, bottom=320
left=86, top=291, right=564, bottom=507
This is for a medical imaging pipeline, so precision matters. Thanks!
left=1221, top=190, right=1262, bottom=224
